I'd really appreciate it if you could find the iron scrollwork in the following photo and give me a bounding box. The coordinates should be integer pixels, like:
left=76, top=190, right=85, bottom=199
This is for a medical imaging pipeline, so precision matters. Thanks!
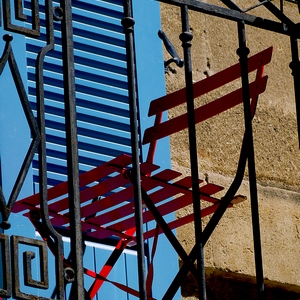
left=0, top=235, right=52, bottom=299
left=3, top=0, right=40, bottom=37
left=12, top=236, right=49, bottom=299
left=0, top=0, right=71, bottom=298
left=0, top=0, right=298, bottom=300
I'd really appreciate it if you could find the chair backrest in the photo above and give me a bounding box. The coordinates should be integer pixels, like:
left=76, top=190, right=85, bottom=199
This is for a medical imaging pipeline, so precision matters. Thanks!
left=143, top=47, right=273, bottom=163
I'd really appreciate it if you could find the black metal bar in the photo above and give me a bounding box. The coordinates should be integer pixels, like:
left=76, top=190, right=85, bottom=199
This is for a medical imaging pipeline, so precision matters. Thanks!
left=125, top=172, right=201, bottom=296
left=3, top=0, right=40, bottom=37
left=237, top=21, right=265, bottom=300
left=60, top=0, right=85, bottom=298
left=180, top=5, right=206, bottom=300
left=289, top=35, right=300, bottom=148
left=23, top=239, right=48, bottom=289
left=0, top=234, right=10, bottom=297
left=163, top=12, right=266, bottom=300
left=36, top=0, right=65, bottom=298
left=243, top=1, right=270, bottom=13
left=131, top=181, right=200, bottom=286
left=164, top=122, right=250, bottom=298
left=122, top=1, right=147, bottom=299
left=158, top=29, right=184, bottom=68
left=161, top=15, right=266, bottom=297
left=156, top=0, right=296, bottom=37
left=15, top=0, right=27, bottom=21
left=137, top=188, right=198, bottom=300
left=258, top=0, right=294, bottom=27
left=0, top=35, right=40, bottom=226
left=12, top=236, right=49, bottom=298
left=220, top=0, right=243, bottom=12
left=7, top=42, right=40, bottom=192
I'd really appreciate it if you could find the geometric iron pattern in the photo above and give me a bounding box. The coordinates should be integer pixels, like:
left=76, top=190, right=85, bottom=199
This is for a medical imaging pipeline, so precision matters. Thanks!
left=0, top=34, right=40, bottom=229
left=0, top=1, right=299, bottom=300
left=12, top=236, right=49, bottom=299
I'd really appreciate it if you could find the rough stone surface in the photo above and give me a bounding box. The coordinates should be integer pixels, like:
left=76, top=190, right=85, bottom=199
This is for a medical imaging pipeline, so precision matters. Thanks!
left=160, top=1, right=300, bottom=298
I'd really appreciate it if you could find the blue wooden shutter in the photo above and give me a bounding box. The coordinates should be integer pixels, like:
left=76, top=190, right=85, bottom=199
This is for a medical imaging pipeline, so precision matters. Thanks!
left=25, top=1, right=137, bottom=298
left=26, top=0, right=130, bottom=190
left=23, top=0, right=180, bottom=298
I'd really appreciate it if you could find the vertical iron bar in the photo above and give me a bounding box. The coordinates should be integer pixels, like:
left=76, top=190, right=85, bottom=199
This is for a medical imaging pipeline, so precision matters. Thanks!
left=180, top=5, right=206, bottom=300
left=36, top=0, right=64, bottom=298
left=163, top=125, right=250, bottom=297
left=0, top=234, right=11, bottom=297
left=60, top=1, right=85, bottom=298
left=289, top=35, right=300, bottom=148
left=122, top=1, right=147, bottom=299
left=237, top=21, right=265, bottom=300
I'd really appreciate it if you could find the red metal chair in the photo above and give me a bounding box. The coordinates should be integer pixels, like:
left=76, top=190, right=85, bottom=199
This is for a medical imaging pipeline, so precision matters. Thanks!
left=12, top=46, right=272, bottom=299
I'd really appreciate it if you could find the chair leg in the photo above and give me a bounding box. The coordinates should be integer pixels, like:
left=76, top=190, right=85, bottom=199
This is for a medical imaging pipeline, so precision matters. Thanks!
left=88, top=228, right=136, bottom=299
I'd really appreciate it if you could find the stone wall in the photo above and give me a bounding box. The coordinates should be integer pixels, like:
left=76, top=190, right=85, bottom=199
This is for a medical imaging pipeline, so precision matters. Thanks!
left=160, top=1, right=300, bottom=298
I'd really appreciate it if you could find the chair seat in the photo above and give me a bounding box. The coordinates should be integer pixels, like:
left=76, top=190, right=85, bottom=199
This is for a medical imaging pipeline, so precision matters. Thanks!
left=13, top=154, right=243, bottom=243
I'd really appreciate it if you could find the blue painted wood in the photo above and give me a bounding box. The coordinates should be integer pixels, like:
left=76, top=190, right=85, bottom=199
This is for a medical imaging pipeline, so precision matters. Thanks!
left=24, top=1, right=136, bottom=298
left=0, top=0, right=181, bottom=298
left=25, top=0, right=130, bottom=191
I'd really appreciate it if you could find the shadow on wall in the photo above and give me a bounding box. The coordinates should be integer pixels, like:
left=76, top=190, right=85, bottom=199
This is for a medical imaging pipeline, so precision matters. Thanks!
left=180, top=264, right=300, bottom=300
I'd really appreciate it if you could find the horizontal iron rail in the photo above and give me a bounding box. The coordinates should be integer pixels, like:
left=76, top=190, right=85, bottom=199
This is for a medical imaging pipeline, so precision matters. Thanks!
left=156, top=0, right=299, bottom=37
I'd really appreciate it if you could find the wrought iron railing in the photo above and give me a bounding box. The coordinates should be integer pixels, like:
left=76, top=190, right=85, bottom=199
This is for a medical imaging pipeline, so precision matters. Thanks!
left=0, top=0, right=299, bottom=299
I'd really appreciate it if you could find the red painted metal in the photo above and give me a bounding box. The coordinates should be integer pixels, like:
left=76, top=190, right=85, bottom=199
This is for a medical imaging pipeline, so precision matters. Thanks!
left=147, top=47, right=272, bottom=116
left=141, top=48, right=273, bottom=193
left=12, top=47, right=273, bottom=299
left=88, top=227, right=136, bottom=299
left=143, top=75, right=268, bottom=145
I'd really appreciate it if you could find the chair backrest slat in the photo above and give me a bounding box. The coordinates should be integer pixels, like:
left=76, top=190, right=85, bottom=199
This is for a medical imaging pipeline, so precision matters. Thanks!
left=147, top=47, right=272, bottom=116
left=143, top=47, right=272, bottom=164
left=143, top=75, right=268, bottom=145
